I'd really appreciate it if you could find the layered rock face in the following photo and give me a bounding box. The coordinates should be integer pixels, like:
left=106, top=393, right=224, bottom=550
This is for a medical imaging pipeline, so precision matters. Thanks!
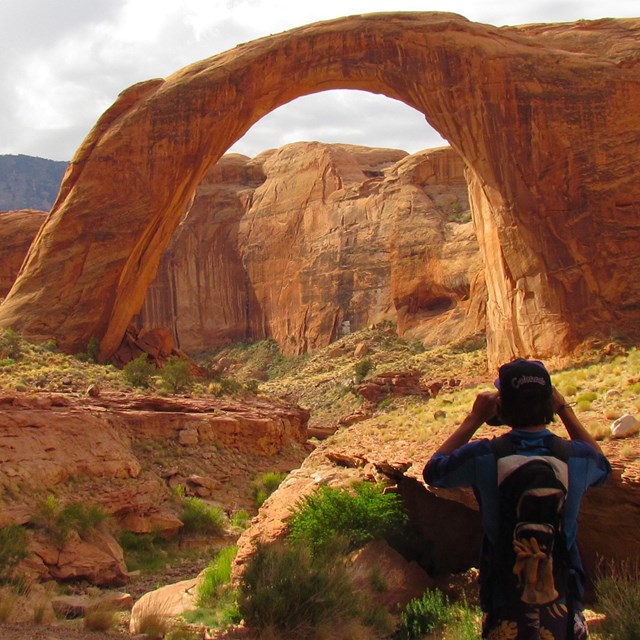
left=0, top=209, right=47, bottom=298
left=0, top=14, right=639, bottom=367
left=137, top=143, right=482, bottom=354
left=0, top=392, right=309, bottom=584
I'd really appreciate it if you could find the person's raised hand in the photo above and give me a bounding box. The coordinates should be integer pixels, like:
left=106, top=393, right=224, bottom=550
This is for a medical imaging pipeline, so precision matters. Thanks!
left=469, top=390, right=500, bottom=426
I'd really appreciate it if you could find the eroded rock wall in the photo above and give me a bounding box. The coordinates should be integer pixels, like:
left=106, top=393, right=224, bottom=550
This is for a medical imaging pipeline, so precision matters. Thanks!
left=137, top=143, right=482, bottom=354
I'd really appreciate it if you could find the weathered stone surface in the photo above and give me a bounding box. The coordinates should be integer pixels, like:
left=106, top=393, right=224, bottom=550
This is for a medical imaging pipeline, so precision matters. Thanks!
left=129, top=576, right=200, bottom=634
left=0, top=209, right=47, bottom=298
left=349, top=540, right=434, bottom=614
left=1, top=14, right=638, bottom=367
left=0, top=391, right=309, bottom=583
left=137, top=143, right=479, bottom=355
left=29, top=529, right=129, bottom=586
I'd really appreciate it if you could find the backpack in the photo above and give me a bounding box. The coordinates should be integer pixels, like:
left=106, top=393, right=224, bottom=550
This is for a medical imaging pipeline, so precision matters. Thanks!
left=492, top=433, right=571, bottom=607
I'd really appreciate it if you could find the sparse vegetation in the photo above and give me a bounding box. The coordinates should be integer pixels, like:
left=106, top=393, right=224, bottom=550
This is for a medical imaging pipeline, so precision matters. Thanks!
left=354, top=356, right=374, bottom=383
left=32, top=495, right=107, bottom=547
left=180, top=497, right=225, bottom=536
left=0, top=524, right=28, bottom=582
left=123, top=353, right=156, bottom=388
left=161, top=356, right=194, bottom=393
left=595, top=559, right=640, bottom=640
left=252, top=471, right=287, bottom=508
left=287, top=481, right=407, bottom=554
left=238, top=540, right=362, bottom=638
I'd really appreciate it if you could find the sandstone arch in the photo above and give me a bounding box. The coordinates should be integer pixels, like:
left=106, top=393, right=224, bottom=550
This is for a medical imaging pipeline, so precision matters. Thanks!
left=1, top=12, right=639, bottom=366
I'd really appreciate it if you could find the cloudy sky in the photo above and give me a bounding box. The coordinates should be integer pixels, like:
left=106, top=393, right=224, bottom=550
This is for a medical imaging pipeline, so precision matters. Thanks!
left=1, top=0, right=637, bottom=161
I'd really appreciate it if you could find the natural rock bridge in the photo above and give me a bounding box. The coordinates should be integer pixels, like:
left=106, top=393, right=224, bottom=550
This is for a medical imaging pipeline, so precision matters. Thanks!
left=1, top=12, right=639, bottom=366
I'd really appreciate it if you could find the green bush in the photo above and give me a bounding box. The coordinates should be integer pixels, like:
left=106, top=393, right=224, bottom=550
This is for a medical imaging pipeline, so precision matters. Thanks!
left=123, top=354, right=156, bottom=388
left=354, top=357, right=374, bottom=383
left=595, top=559, right=640, bottom=640
left=0, top=328, right=22, bottom=360
left=577, top=391, right=598, bottom=403
left=119, top=531, right=168, bottom=572
left=0, top=525, right=28, bottom=582
left=33, top=495, right=106, bottom=547
left=197, top=546, right=237, bottom=607
left=287, top=482, right=407, bottom=554
left=229, top=510, right=251, bottom=530
left=161, top=357, right=194, bottom=393
left=180, top=497, right=225, bottom=536
left=395, top=589, right=453, bottom=640
left=213, top=377, right=243, bottom=397
left=238, top=540, right=360, bottom=636
left=252, top=472, right=287, bottom=508
left=87, top=335, right=101, bottom=363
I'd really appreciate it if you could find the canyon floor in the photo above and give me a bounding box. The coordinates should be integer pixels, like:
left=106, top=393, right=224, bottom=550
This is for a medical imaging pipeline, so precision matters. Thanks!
left=0, top=325, right=638, bottom=639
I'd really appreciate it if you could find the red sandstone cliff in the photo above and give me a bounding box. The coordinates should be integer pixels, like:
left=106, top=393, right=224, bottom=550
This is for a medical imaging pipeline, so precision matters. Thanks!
left=0, top=209, right=47, bottom=299
left=136, top=143, right=483, bottom=354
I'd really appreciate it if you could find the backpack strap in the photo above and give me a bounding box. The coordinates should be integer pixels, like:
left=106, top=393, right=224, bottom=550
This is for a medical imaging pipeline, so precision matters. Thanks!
left=491, top=433, right=516, bottom=459
left=545, top=433, right=571, bottom=462
left=491, top=432, right=571, bottom=461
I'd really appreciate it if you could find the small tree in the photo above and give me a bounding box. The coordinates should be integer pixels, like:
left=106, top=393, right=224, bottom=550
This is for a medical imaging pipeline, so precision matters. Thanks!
left=123, top=354, right=156, bottom=388
left=354, top=357, right=374, bottom=383
left=0, top=328, right=22, bottom=361
left=161, top=357, right=194, bottom=393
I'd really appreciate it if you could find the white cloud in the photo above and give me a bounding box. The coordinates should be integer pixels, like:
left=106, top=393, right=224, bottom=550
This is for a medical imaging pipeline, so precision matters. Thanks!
left=0, top=0, right=638, bottom=160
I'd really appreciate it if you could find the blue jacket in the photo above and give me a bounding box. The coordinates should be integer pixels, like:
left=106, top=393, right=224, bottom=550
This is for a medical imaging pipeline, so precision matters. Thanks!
left=423, top=428, right=611, bottom=611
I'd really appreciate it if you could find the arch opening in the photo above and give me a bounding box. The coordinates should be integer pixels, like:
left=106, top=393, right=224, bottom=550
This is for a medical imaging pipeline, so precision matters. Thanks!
left=0, top=12, right=638, bottom=368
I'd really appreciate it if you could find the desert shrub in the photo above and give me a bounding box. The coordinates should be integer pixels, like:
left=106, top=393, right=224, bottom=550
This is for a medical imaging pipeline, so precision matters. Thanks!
left=58, top=502, right=107, bottom=538
left=193, top=546, right=241, bottom=627
left=354, top=357, right=374, bottom=383
left=0, top=524, right=28, bottom=582
left=180, top=497, right=225, bottom=536
left=137, top=609, right=172, bottom=639
left=450, top=333, right=486, bottom=354
left=577, top=391, right=598, bottom=403
left=229, top=510, right=251, bottom=530
left=595, top=558, right=640, bottom=640
left=287, top=482, right=407, bottom=554
left=87, top=335, right=101, bottom=363
left=212, top=376, right=243, bottom=397
left=119, top=531, right=169, bottom=572
left=33, top=496, right=107, bottom=546
left=84, top=604, right=117, bottom=632
left=447, top=602, right=483, bottom=639
left=197, top=546, right=237, bottom=607
left=0, top=328, right=22, bottom=360
left=161, top=356, right=194, bottom=393
left=395, top=589, right=453, bottom=640
left=123, top=354, right=156, bottom=388
left=252, top=472, right=286, bottom=508
left=238, top=540, right=361, bottom=636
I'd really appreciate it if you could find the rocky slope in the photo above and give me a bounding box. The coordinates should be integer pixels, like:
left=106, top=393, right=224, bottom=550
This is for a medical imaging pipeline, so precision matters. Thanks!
left=0, top=391, right=309, bottom=585
left=0, top=209, right=47, bottom=299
